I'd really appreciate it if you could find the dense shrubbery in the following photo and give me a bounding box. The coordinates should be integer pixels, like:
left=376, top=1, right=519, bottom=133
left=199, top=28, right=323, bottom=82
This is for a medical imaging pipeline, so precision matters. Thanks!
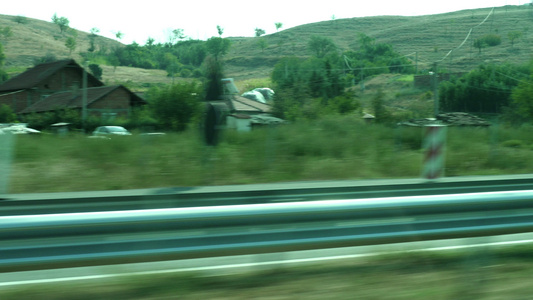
left=438, top=63, right=529, bottom=114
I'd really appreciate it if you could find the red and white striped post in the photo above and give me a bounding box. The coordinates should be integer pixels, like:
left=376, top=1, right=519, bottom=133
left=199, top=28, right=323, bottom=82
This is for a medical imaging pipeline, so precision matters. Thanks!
left=421, top=125, right=447, bottom=179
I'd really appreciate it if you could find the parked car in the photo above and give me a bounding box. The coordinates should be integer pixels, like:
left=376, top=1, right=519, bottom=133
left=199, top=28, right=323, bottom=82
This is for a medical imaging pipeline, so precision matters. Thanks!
left=91, top=126, right=131, bottom=137
left=0, top=124, right=40, bottom=134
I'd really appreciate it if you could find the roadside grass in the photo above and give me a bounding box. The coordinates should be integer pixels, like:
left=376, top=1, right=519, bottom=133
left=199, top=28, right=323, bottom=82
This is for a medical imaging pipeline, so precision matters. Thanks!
left=2, top=245, right=533, bottom=299
left=8, top=116, right=533, bottom=193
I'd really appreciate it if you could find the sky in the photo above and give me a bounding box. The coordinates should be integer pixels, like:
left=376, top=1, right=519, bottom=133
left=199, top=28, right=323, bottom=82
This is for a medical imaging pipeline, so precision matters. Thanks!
left=1, top=0, right=527, bottom=45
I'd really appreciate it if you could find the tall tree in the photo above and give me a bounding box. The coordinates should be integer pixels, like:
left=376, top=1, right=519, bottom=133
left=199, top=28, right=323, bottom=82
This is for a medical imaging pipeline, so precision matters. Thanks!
left=275, top=22, right=283, bottom=32
left=216, top=25, right=224, bottom=37
left=203, top=55, right=224, bottom=100
left=51, top=13, right=69, bottom=33
left=205, top=37, right=231, bottom=60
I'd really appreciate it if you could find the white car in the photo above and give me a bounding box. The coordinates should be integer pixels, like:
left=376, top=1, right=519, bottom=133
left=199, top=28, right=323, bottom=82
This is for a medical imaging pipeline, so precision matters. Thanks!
left=92, top=126, right=132, bottom=137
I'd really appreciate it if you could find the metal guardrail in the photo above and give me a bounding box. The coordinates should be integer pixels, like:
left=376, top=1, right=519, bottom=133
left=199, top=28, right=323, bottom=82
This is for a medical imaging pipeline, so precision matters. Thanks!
left=2, top=174, right=533, bottom=215
left=1, top=189, right=533, bottom=272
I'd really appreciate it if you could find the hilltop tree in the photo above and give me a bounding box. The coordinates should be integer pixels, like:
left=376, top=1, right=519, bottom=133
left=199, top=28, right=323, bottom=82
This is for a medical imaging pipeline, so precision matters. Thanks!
left=216, top=25, right=224, bottom=37
left=51, top=13, right=69, bottom=33
left=114, top=31, right=124, bottom=41
left=14, top=15, right=28, bottom=24
left=255, top=28, right=266, bottom=37
left=165, top=28, right=186, bottom=45
left=275, top=22, right=283, bottom=32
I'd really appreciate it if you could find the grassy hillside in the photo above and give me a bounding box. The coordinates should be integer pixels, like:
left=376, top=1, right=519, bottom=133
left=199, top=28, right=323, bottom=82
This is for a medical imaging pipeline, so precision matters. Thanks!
left=224, top=5, right=533, bottom=79
left=1, top=5, right=532, bottom=85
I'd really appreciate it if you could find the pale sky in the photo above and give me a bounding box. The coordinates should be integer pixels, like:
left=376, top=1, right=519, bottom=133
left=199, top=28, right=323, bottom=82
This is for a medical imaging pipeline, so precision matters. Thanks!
left=1, top=0, right=527, bottom=44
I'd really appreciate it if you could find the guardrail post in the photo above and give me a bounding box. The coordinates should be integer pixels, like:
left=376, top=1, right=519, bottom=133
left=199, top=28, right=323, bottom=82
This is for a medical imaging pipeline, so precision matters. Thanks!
left=422, top=125, right=447, bottom=179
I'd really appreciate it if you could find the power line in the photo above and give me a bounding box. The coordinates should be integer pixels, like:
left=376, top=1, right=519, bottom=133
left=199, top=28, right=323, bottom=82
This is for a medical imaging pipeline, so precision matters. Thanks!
left=436, top=7, right=495, bottom=63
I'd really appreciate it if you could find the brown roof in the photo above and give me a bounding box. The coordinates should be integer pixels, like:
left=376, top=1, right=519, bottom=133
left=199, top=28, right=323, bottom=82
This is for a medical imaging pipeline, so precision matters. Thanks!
left=225, top=95, right=271, bottom=113
left=20, top=85, right=146, bottom=114
left=0, top=59, right=103, bottom=92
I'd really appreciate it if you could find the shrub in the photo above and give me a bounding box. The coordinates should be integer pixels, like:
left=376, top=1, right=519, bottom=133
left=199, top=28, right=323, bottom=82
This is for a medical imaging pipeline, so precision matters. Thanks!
left=481, top=34, right=502, bottom=46
left=501, top=140, right=524, bottom=148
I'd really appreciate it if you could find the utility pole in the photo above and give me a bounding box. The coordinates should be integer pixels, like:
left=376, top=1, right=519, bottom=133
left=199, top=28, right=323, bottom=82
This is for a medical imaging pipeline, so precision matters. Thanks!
left=433, top=62, right=439, bottom=117
left=82, top=61, right=88, bottom=132
left=360, top=68, right=365, bottom=92
left=415, top=52, right=418, bottom=74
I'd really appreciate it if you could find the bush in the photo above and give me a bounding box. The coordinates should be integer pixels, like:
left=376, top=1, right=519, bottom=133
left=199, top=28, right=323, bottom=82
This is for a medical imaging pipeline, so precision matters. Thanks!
left=501, top=140, right=524, bottom=148
left=480, top=34, right=502, bottom=46
left=147, top=82, right=202, bottom=131
left=0, top=104, right=16, bottom=123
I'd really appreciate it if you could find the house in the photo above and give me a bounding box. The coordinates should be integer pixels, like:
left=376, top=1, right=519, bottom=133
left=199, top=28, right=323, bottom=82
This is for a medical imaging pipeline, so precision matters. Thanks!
left=0, top=59, right=145, bottom=117
left=19, top=85, right=146, bottom=118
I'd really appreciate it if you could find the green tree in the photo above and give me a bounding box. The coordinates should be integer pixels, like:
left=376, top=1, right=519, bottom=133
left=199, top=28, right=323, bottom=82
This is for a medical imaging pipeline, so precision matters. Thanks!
left=371, top=89, right=391, bottom=123
left=308, top=35, right=336, bottom=58
left=217, top=25, right=224, bottom=37
left=257, top=38, right=267, bottom=52
left=88, top=28, right=99, bottom=52
left=203, top=55, right=224, bottom=100
left=65, top=37, right=76, bottom=55
left=205, top=37, right=231, bottom=60
left=51, top=13, right=69, bottom=33
left=508, top=31, right=523, bottom=47
left=165, top=28, right=185, bottom=45
left=114, top=31, right=124, bottom=41
left=0, top=27, right=13, bottom=43
left=148, top=82, right=202, bottom=131
left=107, top=55, right=120, bottom=72
left=0, top=104, right=16, bottom=123
left=255, top=28, right=266, bottom=37
left=275, top=22, right=283, bottom=32
left=0, top=48, right=6, bottom=96
left=509, top=64, right=533, bottom=121
left=473, top=38, right=487, bottom=54
left=14, top=15, right=28, bottom=24
left=88, top=63, right=103, bottom=80
left=439, top=64, right=526, bottom=113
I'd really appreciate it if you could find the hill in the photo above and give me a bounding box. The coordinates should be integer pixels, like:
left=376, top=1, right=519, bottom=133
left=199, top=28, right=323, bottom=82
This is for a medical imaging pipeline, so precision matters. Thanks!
left=1, top=5, right=533, bottom=86
left=223, top=5, right=533, bottom=80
